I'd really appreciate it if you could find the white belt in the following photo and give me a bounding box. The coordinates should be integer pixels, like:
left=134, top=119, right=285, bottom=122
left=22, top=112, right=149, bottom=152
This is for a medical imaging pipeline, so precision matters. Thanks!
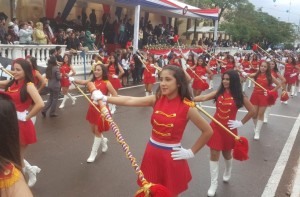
left=149, top=137, right=181, bottom=148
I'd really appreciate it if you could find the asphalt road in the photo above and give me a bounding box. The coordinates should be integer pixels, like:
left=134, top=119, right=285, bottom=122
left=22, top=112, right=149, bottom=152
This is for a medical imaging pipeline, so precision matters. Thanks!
left=28, top=77, right=300, bottom=197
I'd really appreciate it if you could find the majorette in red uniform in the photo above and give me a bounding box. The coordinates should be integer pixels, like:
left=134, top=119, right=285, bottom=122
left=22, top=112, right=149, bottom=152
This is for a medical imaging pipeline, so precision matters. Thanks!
left=250, top=60, right=259, bottom=74
left=60, top=63, right=71, bottom=87
left=108, top=64, right=122, bottom=90
left=86, top=79, right=111, bottom=131
left=6, top=81, right=36, bottom=145
left=284, top=63, right=298, bottom=85
left=192, top=65, right=209, bottom=91
left=240, top=59, right=251, bottom=74
left=221, top=56, right=235, bottom=74
left=250, top=73, right=272, bottom=106
left=207, top=91, right=238, bottom=150
left=186, top=59, right=195, bottom=78
left=138, top=96, right=192, bottom=196
left=143, top=63, right=156, bottom=84
left=209, top=58, right=218, bottom=75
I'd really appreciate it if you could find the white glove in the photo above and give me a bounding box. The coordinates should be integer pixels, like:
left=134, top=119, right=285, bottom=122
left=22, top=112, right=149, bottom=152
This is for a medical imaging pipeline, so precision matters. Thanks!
left=241, top=72, right=248, bottom=77
left=201, top=76, right=208, bottom=80
left=0, top=63, right=3, bottom=69
left=112, top=74, right=118, bottom=79
left=91, top=90, right=107, bottom=102
left=151, top=73, right=157, bottom=77
left=271, top=83, right=276, bottom=87
left=150, top=64, right=154, bottom=67
left=17, top=110, right=28, bottom=121
left=186, top=64, right=190, bottom=69
left=69, top=77, right=75, bottom=82
left=228, top=120, right=243, bottom=130
left=171, top=147, right=194, bottom=160
left=290, top=73, right=297, bottom=77
left=264, top=91, right=268, bottom=96
left=210, top=67, right=215, bottom=70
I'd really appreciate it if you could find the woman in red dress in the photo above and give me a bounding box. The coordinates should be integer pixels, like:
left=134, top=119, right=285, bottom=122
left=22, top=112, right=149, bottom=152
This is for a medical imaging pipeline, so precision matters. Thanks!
left=92, top=65, right=213, bottom=196
left=276, top=56, right=299, bottom=102
left=0, top=58, right=44, bottom=187
left=59, top=54, right=76, bottom=109
left=208, top=55, right=219, bottom=89
left=247, top=61, right=280, bottom=140
left=191, top=56, right=213, bottom=100
left=240, top=53, right=251, bottom=91
left=194, top=70, right=255, bottom=197
left=264, top=60, right=286, bottom=122
left=71, top=64, right=117, bottom=163
left=182, top=53, right=195, bottom=79
left=105, top=55, right=124, bottom=114
left=248, top=54, right=260, bottom=88
left=143, top=54, right=157, bottom=96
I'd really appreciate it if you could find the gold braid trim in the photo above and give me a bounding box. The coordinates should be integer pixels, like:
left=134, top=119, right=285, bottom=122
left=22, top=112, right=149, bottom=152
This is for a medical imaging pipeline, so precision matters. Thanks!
left=155, top=111, right=176, bottom=117
left=152, top=128, right=171, bottom=137
left=183, top=98, right=195, bottom=107
left=153, top=119, right=173, bottom=127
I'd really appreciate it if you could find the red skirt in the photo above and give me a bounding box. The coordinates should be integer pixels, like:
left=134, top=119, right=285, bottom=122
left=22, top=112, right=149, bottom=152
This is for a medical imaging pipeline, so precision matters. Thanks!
left=86, top=104, right=110, bottom=132
left=192, top=79, right=209, bottom=91
left=137, top=142, right=192, bottom=196
left=143, top=76, right=156, bottom=84
left=109, top=77, right=122, bottom=90
left=250, top=92, right=269, bottom=106
left=207, top=122, right=237, bottom=151
left=284, top=73, right=298, bottom=85
left=60, top=77, right=71, bottom=87
left=19, top=120, right=37, bottom=145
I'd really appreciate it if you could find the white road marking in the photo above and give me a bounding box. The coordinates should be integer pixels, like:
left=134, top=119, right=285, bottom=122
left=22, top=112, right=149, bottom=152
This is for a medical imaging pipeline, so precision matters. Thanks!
left=261, top=113, right=300, bottom=197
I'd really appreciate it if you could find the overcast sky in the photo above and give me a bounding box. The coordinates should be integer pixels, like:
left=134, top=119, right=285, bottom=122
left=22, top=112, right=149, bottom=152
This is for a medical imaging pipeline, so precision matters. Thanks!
left=248, top=0, right=300, bottom=25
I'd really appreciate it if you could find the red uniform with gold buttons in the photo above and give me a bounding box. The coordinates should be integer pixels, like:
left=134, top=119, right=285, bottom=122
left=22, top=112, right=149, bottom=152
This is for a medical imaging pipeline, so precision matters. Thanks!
left=86, top=79, right=110, bottom=132
left=5, top=81, right=36, bottom=145
left=143, top=63, right=156, bottom=84
left=192, top=66, right=208, bottom=91
left=207, top=91, right=238, bottom=150
left=138, top=96, right=192, bottom=196
left=240, top=60, right=251, bottom=73
left=250, top=74, right=271, bottom=106
left=60, top=63, right=71, bottom=87
left=108, top=65, right=122, bottom=90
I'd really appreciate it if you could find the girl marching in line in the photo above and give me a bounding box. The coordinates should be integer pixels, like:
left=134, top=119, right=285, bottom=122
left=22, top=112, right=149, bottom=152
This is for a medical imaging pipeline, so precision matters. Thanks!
left=105, top=54, right=124, bottom=114
left=275, top=56, right=299, bottom=103
left=59, top=54, right=76, bottom=109
left=90, top=65, right=213, bottom=196
left=70, top=64, right=117, bottom=162
left=246, top=61, right=280, bottom=140
left=263, top=60, right=286, bottom=123
left=208, top=55, right=219, bottom=89
left=142, top=54, right=157, bottom=96
left=191, top=56, right=213, bottom=100
left=0, top=59, right=44, bottom=187
left=194, top=70, right=255, bottom=197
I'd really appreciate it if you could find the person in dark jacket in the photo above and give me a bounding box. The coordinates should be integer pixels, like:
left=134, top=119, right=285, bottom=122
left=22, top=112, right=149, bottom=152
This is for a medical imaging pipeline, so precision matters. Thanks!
left=41, top=57, right=61, bottom=117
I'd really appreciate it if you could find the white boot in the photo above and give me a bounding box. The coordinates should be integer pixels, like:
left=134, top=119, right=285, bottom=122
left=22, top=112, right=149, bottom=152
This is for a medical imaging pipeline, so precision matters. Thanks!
left=101, top=137, right=108, bottom=152
left=31, top=116, right=37, bottom=124
left=248, top=80, right=252, bottom=88
left=23, top=159, right=41, bottom=187
left=254, top=120, right=263, bottom=140
left=145, top=92, right=149, bottom=96
left=223, top=158, right=232, bottom=182
left=252, top=118, right=257, bottom=127
left=59, top=95, right=68, bottom=109
left=207, top=161, right=219, bottom=197
left=110, top=104, right=116, bottom=114
left=242, top=82, right=246, bottom=92
left=67, top=93, right=76, bottom=105
left=264, top=107, right=271, bottom=123
left=209, top=80, right=214, bottom=89
left=87, top=136, right=102, bottom=163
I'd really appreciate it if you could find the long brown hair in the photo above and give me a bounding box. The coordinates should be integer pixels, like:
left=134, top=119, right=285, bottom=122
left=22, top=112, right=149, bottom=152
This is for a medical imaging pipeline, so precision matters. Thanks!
left=0, top=93, right=22, bottom=172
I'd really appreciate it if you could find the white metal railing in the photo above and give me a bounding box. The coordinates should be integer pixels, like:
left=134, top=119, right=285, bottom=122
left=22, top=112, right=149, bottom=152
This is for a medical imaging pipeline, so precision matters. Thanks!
left=0, top=44, right=67, bottom=67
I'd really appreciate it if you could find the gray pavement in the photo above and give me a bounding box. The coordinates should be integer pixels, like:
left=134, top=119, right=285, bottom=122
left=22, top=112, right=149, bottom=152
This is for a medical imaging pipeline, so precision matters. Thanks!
left=28, top=77, right=300, bottom=197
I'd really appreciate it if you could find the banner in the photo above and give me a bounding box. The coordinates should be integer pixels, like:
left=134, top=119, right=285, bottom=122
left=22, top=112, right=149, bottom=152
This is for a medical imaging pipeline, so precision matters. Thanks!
left=61, top=0, right=77, bottom=20
left=45, top=0, right=58, bottom=19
